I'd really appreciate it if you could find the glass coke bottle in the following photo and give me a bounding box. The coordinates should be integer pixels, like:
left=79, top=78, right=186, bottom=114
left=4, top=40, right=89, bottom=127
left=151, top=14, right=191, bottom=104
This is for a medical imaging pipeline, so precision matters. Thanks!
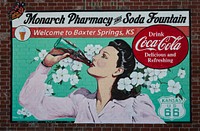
left=53, top=37, right=93, bottom=67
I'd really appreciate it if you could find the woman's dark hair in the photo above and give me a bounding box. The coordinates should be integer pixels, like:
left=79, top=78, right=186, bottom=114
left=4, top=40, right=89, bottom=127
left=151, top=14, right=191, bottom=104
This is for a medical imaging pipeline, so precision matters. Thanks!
left=108, top=39, right=139, bottom=100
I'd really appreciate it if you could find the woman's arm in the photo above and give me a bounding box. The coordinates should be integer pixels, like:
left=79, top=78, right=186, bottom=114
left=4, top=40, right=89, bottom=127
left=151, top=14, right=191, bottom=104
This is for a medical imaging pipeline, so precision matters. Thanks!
left=19, top=63, right=78, bottom=120
left=18, top=47, right=80, bottom=120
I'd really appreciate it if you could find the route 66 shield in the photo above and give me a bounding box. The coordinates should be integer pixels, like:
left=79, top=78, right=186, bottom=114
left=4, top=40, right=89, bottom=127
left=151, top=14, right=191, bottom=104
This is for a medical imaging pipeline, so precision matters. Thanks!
left=158, top=96, right=186, bottom=121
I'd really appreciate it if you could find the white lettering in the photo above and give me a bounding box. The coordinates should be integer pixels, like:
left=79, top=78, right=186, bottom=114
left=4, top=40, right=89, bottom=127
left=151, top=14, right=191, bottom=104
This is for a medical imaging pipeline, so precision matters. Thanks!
left=135, top=36, right=183, bottom=51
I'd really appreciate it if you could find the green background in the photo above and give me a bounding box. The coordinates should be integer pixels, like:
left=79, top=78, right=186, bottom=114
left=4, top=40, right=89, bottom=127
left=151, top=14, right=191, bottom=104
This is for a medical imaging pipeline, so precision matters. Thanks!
left=12, top=37, right=190, bottom=122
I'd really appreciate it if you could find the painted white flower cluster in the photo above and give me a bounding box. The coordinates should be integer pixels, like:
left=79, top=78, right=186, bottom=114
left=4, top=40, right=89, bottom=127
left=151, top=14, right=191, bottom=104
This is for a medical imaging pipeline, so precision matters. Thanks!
left=167, top=69, right=186, bottom=95
left=32, top=46, right=186, bottom=97
left=144, top=68, right=168, bottom=94
left=31, top=49, right=81, bottom=88
left=17, top=108, right=32, bottom=118
left=32, top=44, right=102, bottom=88
left=52, top=58, right=82, bottom=86
left=117, top=60, right=186, bottom=96
left=51, top=44, right=102, bottom=86
left=33, top=49, right=48, bottom=61
left=84, top=44, right=103, bottom=60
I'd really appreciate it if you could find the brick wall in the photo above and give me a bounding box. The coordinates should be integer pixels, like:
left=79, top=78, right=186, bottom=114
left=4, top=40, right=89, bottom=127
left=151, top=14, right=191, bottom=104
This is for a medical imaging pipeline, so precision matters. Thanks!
left=0, top=0, right=199, bottom=130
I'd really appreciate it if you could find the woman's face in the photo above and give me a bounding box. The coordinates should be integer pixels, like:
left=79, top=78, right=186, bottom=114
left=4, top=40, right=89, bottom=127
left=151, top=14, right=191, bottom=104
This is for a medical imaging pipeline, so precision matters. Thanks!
left=87, top=46, right=121, bottom=78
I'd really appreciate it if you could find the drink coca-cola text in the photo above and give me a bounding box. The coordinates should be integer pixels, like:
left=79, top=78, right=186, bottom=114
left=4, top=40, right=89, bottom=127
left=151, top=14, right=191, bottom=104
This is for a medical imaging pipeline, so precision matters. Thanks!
left=132, top=25, right=188, bottom=69
left=135, top=36, right=183, bottom=51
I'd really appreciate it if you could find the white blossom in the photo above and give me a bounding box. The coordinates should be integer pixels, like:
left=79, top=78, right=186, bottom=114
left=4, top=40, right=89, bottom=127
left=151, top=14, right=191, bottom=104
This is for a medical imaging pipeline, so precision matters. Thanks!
left=149, top=83, right=160, bottom=94
left=58, top=69, right=70, bottom=82
left=34, top=56, right=39, bottom=61
left=17, top=110, right=22, bottom=115
left=94, top=45, right=102, bottom=54
left=117, top=77, right=133, bottom=91
left=59, top=58, right=73, bottom=67
left=178, top=69, right=186, bottom=78
left=84, top=44, right=102, bottom=60
left=72, top=61, right=83, bottom=71
left=70, top=74, right=79, bottom=85
left=38, top=50, right=48, bottom=60
left=148, top=69, right=158, bottom=82
left=17, top=108, right=32, bottom=117
left=130, top=72, right=145, bottom=86
left=85, top=52, right=95, bottom=60
left=84, top=44, right=95, bottom=54
left=145, top=80, right=152, bottom=88
left=144, top=68, right=154, bottom=77
left=155, top=69, right=168, bottom=79
left=52, top=74, right=62, bottom=83
left=167, top=80, right=181, bottom=94
left=52, top=68, right=70, bottom=83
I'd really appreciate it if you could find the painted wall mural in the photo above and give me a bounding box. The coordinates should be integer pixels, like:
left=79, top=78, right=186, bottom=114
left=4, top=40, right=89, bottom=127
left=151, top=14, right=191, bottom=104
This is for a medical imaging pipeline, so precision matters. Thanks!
left=11, top=10, right=191, bottom=123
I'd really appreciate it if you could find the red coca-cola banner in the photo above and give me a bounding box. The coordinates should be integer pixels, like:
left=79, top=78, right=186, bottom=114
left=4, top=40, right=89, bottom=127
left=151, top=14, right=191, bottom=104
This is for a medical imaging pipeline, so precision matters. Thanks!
left=132, top=25, right=188, bottom=69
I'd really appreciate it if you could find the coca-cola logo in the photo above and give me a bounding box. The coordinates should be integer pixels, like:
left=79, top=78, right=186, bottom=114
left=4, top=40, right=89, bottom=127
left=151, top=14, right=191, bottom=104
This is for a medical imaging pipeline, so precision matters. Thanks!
left=132, top=25, right=188, bottom=69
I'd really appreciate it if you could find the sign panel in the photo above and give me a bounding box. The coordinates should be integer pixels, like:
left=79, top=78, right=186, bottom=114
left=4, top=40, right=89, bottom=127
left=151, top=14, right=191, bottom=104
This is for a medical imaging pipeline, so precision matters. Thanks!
left=11, top=10, right=191, bottom=123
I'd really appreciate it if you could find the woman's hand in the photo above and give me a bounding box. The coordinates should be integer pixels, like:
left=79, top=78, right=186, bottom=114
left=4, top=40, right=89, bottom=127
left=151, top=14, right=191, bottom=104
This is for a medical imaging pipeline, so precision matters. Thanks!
left=42, top=48, right=70, bottom=67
